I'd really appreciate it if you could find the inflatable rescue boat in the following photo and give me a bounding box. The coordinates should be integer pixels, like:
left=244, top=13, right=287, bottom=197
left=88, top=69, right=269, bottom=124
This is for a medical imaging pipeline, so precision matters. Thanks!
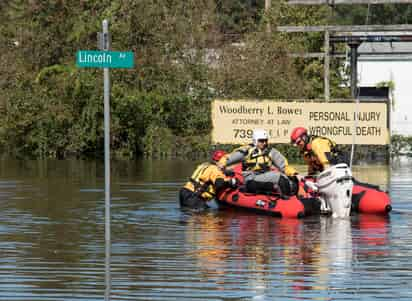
left=217, top=188, right=319, bottom=218
left=217, top=163, right=391, bottom=218
left=216, top=163, right=319, bottom=218
left=352, top=180, right=392, bottom=214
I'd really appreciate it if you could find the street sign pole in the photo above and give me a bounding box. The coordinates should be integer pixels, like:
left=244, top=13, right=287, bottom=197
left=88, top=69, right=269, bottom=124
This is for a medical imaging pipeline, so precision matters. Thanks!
left=76, top=21, right=133, bottom=301
left=102, top=19, right=111, bottom=301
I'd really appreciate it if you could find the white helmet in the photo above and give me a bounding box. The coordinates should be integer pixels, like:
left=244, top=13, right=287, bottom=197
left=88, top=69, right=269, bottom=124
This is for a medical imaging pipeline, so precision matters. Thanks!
left=252, top=129, right=269, bottom=146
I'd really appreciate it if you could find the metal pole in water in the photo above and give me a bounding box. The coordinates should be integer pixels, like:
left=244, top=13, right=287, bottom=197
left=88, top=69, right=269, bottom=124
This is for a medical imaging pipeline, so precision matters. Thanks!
left=102, top=19, right=111, bottom=301
left=349, top=41, right=361, bottom=169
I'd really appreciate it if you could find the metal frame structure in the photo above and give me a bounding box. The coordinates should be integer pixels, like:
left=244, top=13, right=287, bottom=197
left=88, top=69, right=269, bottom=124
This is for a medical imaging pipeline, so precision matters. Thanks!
left=279, top=1, right=412, bottom=100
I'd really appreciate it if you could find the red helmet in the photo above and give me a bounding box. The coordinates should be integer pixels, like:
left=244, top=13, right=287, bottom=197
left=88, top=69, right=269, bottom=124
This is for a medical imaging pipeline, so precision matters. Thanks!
left=212, top=150, right=226, bottom=162
left=290, top=127, right=308, bottom=144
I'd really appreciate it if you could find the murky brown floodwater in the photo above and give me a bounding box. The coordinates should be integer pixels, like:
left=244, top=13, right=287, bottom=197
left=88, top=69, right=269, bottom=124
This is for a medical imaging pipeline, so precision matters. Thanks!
left=0, top=157, right=411, bottom=300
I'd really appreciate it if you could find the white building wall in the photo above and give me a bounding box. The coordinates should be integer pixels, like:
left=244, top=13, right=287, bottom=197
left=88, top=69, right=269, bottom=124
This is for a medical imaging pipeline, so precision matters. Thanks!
left=358, top=60, right=412, bottom=136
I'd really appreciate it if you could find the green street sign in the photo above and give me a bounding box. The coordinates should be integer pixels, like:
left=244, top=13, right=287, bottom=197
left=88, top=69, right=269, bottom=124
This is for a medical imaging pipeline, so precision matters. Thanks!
left=76, top=50, right=134, bottom=68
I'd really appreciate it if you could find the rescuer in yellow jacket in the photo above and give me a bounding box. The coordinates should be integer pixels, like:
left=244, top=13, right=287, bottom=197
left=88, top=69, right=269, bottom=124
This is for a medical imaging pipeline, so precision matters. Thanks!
left=179, top=150, right=237, bottom=210
left=290, top=127, right=349, bottom=175
left=219, top=129, right=298, bottom=196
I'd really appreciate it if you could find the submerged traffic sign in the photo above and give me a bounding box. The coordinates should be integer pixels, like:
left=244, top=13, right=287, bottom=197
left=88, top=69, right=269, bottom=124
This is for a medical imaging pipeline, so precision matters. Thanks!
left=76, top=50, right=134, bottom=68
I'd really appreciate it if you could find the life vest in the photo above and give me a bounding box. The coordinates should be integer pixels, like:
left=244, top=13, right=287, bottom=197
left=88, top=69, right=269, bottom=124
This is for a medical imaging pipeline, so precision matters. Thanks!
left=303, top=135, right=347, bottom=173
left=242, top=146, right=272, bottom=172
left=184, top=162, right=216, bottom=200
left=311, top=135, right=338, bottom=152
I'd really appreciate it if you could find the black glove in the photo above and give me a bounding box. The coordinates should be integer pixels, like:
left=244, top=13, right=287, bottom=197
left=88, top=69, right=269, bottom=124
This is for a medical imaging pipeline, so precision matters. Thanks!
left=224, top=169, right=235, bottom=177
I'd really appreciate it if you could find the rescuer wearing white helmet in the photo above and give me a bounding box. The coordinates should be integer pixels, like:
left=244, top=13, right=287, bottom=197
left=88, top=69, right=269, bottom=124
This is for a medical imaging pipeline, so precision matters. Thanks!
left=219, top=128, right=298, bottom=196
left=252, top=128, right=269, bottom=147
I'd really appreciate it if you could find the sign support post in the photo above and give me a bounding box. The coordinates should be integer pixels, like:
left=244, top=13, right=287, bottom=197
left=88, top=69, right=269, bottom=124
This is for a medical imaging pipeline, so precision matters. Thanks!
left=76, top=20, right=134, bottom=301
left=102, top=19, right=111, bottom=301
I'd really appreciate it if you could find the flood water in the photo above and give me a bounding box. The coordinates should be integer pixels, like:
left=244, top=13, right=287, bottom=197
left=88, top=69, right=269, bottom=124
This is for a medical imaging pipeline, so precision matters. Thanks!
left=0, top=157, right=411, bottom=300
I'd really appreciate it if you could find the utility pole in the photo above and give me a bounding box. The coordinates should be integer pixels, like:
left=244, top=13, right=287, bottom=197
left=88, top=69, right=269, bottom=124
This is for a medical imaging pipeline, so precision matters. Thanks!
left=265, top=0, right=271, bottom=33
left=324, top=30, right=330, bottom=101
left=349, top=40, right=361, bottom=98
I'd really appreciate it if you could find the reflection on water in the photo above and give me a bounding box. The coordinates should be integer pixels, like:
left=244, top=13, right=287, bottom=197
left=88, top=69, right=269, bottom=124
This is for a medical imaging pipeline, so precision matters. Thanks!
left=182, top=211, right=394, bottom=300
left=0, top=158, right=411, bottom=300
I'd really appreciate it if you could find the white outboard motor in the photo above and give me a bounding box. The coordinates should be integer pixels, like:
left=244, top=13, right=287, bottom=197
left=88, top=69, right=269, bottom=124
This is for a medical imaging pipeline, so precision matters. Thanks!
left=316, top=163, right=353, bottom=218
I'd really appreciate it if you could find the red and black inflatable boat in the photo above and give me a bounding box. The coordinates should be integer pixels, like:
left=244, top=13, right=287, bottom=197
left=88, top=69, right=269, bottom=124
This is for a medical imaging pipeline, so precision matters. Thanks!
left=216, top=164, right=391, bottom=218
left=351, top=180, right=392, bottom=214
left=217, top=188, right=316, bottom=218
left=216, top=164, right=319, bottom=218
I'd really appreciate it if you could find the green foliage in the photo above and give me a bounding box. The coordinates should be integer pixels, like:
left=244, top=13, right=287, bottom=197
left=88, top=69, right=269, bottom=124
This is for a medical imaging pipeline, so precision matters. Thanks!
left=377, top=81, right=396, bottom=111
left=335, top=4, right=412, bottom=25
left=216, top=0, right=264, bottom=35
left=0, top=1, right=405, bottom=158
left=273, top=143, right=304, bottom=163
left=0, top=65, right=103, bottom=157
left=390, top=135, right=412, bottom=156
left=142, top=125, right=175, bottom=159
left=110, top=88, right=212, bottom=157
left=211, top=32, right=307, bottom=99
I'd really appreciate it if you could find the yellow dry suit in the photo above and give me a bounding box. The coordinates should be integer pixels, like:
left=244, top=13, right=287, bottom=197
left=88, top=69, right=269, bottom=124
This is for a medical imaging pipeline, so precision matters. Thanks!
left=283, top=160, right=299, bottom=178
left=303, top=136, right=346, bottom=175
left=183, top=162, right=226, bottom=201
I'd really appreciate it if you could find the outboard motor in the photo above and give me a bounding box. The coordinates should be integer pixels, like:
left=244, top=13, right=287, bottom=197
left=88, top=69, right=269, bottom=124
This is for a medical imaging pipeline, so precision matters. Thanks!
left=316, top=163, right=353, bottom=218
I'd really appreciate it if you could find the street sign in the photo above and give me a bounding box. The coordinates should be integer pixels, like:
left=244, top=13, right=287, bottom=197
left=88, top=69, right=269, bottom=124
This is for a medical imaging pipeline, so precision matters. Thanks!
left=76, top=50, right=134, bottom=68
